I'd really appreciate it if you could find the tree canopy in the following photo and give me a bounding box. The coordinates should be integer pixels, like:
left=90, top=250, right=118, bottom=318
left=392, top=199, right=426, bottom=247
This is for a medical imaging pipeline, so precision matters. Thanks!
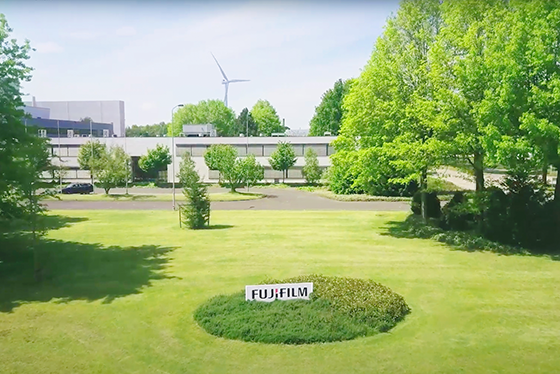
left=138, top=144, right=171, bottom=178
left=127, top=122, right=168, bottom=137
left=309, top=79, right=353, bottom=136
left=269, top=142, right=296, bottom=183
left=168, top=100, right=236, bottom=137
left=251, top=100, right=285, bottom=136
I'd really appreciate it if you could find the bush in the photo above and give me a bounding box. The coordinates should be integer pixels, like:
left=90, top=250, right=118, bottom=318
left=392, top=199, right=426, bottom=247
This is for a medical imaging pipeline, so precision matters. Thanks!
left=482, top=172, right=555, bottom=249
left=194, top=275, right=410, bottom=344
left=411, top=191, right=441, bottom=218
left=440, top=192, right=477, bottom=231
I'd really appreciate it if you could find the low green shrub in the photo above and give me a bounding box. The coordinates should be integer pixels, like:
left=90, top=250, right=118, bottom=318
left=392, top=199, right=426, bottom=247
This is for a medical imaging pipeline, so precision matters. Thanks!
left=440, top=192, right=477, bottom=231
left=194, top=275, right=410, bottom=344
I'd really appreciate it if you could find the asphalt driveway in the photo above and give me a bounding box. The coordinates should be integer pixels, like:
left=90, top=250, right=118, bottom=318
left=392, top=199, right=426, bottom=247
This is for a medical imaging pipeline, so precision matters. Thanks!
left=45, top=188, right=410, bottom=211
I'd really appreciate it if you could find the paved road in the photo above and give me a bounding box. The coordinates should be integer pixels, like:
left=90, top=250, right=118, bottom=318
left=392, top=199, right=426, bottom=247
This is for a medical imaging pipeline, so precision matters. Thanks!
left=45, top=188, right=410, bottom=211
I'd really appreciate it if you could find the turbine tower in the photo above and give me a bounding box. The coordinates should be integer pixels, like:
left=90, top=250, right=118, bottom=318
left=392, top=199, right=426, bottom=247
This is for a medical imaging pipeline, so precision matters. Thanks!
left=211, top=53, right=249, bottom=107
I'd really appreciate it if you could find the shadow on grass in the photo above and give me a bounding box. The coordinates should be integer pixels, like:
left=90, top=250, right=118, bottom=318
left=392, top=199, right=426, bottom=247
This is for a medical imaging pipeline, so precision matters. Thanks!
left=205, top=224, right=234, bottom=230
left=382, top=215, right=560, bottom=261
left=0, top=234, right=176, bottom=312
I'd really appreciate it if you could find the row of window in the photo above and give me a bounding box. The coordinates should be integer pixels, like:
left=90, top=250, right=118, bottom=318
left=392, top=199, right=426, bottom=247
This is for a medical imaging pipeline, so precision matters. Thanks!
left=39, top=129, right=111, bottom=138
left=50, top=143, right=336, bottom=158
left=176, top=143, right=335, bottom=157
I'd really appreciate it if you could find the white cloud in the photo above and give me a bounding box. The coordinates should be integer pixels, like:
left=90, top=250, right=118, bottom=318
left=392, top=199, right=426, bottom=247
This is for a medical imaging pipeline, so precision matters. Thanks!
left=116, top=26, right=136, bottom=36
left=34, top=41, right=64, bottom=54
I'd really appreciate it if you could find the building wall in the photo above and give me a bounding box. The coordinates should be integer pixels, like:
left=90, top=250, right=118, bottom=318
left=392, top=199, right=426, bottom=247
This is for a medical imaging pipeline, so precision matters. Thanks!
left=23, top=106, right=50, bottom=119
left=46, top=136, right=336, bottom=183
left=28, top=100, right=126, bottom=137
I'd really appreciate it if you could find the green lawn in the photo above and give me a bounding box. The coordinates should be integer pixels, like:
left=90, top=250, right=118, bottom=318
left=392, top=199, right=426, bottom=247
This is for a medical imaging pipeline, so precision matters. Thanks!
left=1, top=210, right=559, bottom=373
left=45, top=191, right=264, bottom=202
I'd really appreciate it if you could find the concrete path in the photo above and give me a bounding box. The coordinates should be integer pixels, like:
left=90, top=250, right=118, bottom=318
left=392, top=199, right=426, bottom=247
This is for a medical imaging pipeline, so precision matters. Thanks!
left=437, top=167, right=557, bottom=190
left=45, top=188, right=411, bottom=211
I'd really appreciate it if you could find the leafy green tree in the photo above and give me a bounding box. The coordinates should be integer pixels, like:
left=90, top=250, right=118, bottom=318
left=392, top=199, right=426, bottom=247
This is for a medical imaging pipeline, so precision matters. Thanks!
left=251, top=100, right=284, bottom=136
left=179, top=153, right=210, bottom=229
left=138, top=144, right=171, bottom=180
left=168, top=100, right=236, bottom=136
left=18, top=136, right=53, bottom=281
left=302, top=148, right=322, bottom=184
left=269, top=142, right=296, bottom=183
left=204, top=145, right=264, bottom=191
left=96, top=146, right=130, bottom=194
left=204, top=144, right=237, bottom=188
left=309, top=79, right=353, bottom=136
left=0, top=14, right=35, bottom=221
left=235, top=108, right=258, bottom=136
left=236, top=154, right=264, bottom=189
left=126, top=122, right=168, bottom=137
left=430, top=0, right=512, bottom=192
left=336, top=0, right=443, bottom=217
left=79, top=117, right=93, bottom=123
left=77, top=140, right=107, bottom=184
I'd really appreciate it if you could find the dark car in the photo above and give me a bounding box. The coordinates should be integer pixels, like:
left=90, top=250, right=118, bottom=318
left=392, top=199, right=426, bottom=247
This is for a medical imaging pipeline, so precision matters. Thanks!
left=61, top=183, right=94, bottom=194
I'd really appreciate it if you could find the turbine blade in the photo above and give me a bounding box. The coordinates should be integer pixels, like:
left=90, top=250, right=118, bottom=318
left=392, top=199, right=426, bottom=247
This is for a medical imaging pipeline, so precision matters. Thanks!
left=228, top=79, right=250, bottom=83
left=211, top=53, right=228, bottom=81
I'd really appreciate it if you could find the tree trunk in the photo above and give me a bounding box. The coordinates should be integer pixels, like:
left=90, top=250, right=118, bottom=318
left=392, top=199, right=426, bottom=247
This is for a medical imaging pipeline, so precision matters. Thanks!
left=104, top=187, right=110, bottom=194
left=90, top=171, right=94, bottom=185
left=473, top=152, right=485, bottom=192
left=554, top=165, right=560, bottom=230
left=282, top=170, right=285, bottom=184
left=420, top=168, right=428, bottom=221
left=542, top=165, right=548, bottom=185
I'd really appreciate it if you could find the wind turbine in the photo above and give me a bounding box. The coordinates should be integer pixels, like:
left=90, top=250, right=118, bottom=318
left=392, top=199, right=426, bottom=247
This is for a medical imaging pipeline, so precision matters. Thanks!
left=211, top=53, right=249, bottom=107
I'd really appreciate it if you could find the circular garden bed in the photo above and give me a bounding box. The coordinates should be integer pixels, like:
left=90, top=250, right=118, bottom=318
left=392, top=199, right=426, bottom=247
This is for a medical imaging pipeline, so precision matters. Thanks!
left=194, top=275, right=410, bottom=344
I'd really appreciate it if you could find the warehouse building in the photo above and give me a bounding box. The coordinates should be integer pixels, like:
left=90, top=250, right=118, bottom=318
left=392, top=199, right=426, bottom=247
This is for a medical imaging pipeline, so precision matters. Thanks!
left=47, top=136, right=336, bottom=183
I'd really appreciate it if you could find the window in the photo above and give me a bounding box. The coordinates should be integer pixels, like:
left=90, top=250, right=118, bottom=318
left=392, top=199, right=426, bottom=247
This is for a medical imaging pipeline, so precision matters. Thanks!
left=38, top=129, right=47, bottom=138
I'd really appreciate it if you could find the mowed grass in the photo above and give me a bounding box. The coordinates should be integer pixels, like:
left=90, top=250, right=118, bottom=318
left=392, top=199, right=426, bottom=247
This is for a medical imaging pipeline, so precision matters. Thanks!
left=0, top=210, right=559, bottom=373
left=45, top=191, right=264, bottom=202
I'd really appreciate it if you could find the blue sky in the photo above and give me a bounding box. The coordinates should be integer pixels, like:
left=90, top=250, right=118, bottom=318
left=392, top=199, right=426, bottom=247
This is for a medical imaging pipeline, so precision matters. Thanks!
left=3, top=0, right=399, bottom=129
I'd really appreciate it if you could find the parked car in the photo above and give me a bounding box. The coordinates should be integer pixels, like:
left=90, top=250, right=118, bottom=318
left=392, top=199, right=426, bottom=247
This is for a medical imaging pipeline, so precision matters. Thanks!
left=61, top=183, right=94, bottom=194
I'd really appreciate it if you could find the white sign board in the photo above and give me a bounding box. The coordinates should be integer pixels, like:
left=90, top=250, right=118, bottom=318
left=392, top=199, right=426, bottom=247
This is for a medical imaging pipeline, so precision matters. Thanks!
left=245, top=282, right=313, bottom=302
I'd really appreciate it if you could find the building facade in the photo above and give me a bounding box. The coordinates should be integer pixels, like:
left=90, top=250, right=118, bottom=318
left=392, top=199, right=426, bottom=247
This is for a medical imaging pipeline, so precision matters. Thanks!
left=25, top=118, right=114, bottom=138
left=25, top=99, right=126, bottom=137
left=47, top=136, right=336, bottom=183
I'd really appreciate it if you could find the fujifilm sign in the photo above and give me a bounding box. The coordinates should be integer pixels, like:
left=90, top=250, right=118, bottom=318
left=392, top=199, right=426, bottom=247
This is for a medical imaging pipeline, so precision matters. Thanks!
left=245, top=282, right=313, bottom=302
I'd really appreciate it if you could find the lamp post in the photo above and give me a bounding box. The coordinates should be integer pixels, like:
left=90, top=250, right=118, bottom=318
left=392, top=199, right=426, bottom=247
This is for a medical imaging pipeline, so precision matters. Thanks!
left=171, top=104, right=184, bottom=210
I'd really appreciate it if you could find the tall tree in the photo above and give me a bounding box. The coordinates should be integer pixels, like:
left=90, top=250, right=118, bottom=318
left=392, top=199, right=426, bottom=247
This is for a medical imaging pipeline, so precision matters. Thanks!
left=251, top=100, right=285, bottom=136
left=235, top=108, right=258, bottom=136
left=77, top=140, right=107, bottom=184
left=336, top=0, right=444, bottom=217
left=168, top=99, right=236, bottom=137
left=179, top=153, right=210, bottom=229
left=309, top=79, right=353, bottom=136
left=0, top=14, right=35, bottom=221
left=269, top=142, right=296, bottom=183
left=431, top=0, right=511, bottom=192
